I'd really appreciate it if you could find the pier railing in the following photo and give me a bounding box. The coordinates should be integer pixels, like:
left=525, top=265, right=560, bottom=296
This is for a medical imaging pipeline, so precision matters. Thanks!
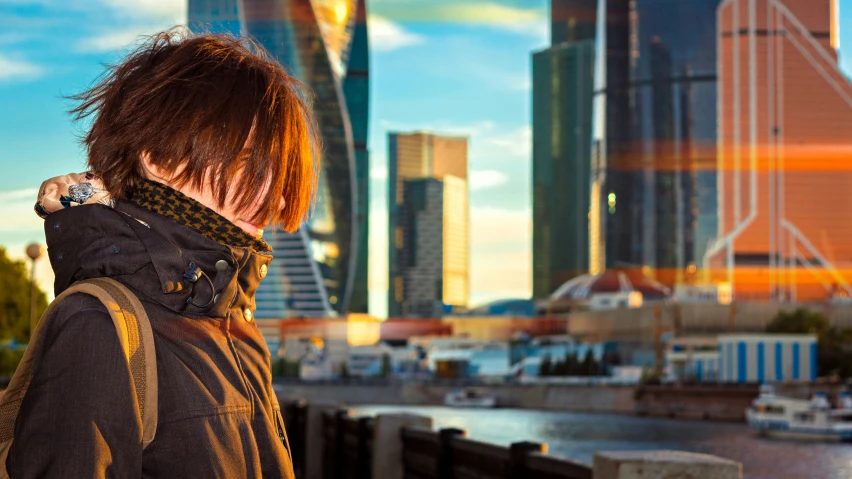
left=281, top=399, right=590, bottom=479
left=280, top=399, right=742, bottom=479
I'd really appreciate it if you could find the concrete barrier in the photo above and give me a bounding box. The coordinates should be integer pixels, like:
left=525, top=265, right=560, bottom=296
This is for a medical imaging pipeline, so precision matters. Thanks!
left=371, top=414, right=433, bottom=479
left=305, top=400, right=342, bottom=479
left=593, top=450, right=742, bottom=479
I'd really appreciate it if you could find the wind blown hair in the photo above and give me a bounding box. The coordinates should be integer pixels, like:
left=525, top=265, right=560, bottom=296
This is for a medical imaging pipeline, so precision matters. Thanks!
left=70, top=27, right=320, bottom=232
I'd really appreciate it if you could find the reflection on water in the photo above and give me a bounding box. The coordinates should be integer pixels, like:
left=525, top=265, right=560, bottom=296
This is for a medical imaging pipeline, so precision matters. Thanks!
left=350, top=406, right=852, bottom=479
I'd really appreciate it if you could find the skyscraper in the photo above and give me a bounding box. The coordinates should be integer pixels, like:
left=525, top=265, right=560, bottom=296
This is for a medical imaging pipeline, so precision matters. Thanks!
left=388, top=132, right=469, bottom=317
left=706, top=0, right=852, bottom=302
left=532, top=0, right=598, bottom=298
left=396, top=176, right=469, bottom=317
left=188, top=0, right=370, bottom=317
left=591, top=0, right=720, bottom=286
left=551, top=0, right=598, bottom=45
left=532, top=40, right=595, bottom=298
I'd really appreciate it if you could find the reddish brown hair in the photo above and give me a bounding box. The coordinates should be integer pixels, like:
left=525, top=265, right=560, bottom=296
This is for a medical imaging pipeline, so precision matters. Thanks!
left=70, top=28, right=320, bottom=232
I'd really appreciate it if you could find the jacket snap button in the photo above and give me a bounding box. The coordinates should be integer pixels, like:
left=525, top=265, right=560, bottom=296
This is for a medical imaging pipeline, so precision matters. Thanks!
left=215, top=260, right=229, bottom=271
left=213, top=293, right=221, bottom=304
left=259, top=264, right=268, bottom=279
left=243, top=308, right=253, bottom=322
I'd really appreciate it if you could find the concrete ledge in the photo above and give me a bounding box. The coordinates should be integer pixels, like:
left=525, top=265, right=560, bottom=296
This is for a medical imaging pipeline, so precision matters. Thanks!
left=372, top=414, right=433, bottom=479
left=593, top=450, right=742, bottom=479
left=305, top=400, right=343, bottom=479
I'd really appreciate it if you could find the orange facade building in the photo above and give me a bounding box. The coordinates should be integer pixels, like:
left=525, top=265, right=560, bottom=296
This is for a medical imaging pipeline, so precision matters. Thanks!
left=707, top=0, right=852, bottom=301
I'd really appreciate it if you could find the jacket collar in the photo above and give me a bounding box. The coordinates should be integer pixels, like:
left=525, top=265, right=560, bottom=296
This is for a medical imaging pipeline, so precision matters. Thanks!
left=45, top=200, right=271, bottom=319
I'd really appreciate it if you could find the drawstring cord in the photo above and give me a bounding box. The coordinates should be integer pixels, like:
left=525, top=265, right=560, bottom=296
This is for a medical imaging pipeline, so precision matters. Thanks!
left=184, top=262, right=215, bottom=308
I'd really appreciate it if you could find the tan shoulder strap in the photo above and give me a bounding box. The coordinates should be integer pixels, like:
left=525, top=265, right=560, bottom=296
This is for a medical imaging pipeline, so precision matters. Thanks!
left=0, top=278, right=158, bottom=476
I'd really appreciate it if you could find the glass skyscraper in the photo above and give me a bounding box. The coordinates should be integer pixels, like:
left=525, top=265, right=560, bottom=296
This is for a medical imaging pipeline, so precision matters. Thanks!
left=531, top=0, right=598, bottom=298
left=188, top=0, right=370, bottom=317
left=592, top=0, right=720, bottom=287
left=387, top=132, right=469, bottom=317
left=532, top=40, right=595, bottom=298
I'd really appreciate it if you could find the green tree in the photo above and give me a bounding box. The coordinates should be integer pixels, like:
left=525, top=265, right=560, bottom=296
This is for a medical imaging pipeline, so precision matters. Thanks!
left=580, top=350, right=597, bottom=376
left=539, top=355, right=552, bottom=377
left=766, top=308, right=852, bottom=377
left=380, top=353, right=391, bottom=378
left=0, top=247, right=48, bottom=344
left=766, top=308, right=829, bottom=335
left=551, top=356, right=566, bottom=376
left=564, top=354, right=579, bottom=376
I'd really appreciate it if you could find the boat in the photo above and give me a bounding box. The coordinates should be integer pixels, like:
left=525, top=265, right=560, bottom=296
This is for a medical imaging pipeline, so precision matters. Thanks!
left=746, top=385, right=852, bottom=441
left=443, top=388, right=497, bottom=408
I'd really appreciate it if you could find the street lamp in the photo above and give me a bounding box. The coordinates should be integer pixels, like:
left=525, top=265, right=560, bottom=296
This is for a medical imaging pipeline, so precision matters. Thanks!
left=25, top=243, right=44, bottom=338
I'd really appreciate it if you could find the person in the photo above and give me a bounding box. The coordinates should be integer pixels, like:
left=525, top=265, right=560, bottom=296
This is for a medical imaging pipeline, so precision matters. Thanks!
left=8, top=28, right=319, bottom=478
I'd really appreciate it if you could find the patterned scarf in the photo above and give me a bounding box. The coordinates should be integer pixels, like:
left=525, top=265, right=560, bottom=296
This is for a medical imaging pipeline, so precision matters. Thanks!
left=132, top=179, right=272, bottom=253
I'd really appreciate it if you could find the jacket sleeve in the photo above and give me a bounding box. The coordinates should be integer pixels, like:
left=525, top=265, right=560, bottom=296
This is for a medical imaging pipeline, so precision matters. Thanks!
left=6, top=294, right=143, bottom=478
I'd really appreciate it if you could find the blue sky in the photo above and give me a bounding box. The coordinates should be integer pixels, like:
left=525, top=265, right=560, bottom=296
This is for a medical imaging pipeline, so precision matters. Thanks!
left=0, top=0, right=851, bottom=318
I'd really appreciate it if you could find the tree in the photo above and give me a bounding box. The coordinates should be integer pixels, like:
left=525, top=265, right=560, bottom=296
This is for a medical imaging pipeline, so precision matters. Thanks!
left=539, top=355, right=552, bottom=377
left=563, top=354, right=578, bottom=376
left=551, top=356, right=567, bottom=376
left=766, top=308, right=852, bottom=377
left=0, top=247, right=48, bottom=344
left=580, top=350, right=597, bottom=376
left=380, top=353, right=392, bottom=378
left=766, top=308, right=829, bottom=336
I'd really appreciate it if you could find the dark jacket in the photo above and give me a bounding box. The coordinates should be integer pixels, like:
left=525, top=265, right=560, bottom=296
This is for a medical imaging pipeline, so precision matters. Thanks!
left=7, top=200, right=295, bottom=478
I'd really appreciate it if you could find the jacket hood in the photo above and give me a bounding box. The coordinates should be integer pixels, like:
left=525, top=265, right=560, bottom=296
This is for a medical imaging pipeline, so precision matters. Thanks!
left=44, top=200, right=271, bottom=319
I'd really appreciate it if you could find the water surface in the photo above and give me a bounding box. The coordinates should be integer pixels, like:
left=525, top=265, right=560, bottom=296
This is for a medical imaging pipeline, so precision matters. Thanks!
left=351, top=405, right=852, bottom=479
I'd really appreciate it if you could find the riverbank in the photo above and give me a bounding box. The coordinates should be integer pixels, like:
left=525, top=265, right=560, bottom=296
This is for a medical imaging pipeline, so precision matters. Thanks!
left=274, top=380, right=637, bottom=414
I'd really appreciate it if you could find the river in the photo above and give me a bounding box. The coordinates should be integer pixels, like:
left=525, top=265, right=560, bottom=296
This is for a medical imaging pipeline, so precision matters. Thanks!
left=350, top=405, right=852, bottom=479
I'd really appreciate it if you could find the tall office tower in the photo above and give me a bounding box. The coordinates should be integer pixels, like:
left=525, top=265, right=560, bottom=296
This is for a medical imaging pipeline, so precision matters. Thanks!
left=531, top=0, right=599, bottom=299
left=396, top=177, right=469, bottom=317
left=388, top=132, right=469, bottom=317
left=551, top=0, right=598, bottom=44
left=591, top=0, right=720, bottom=287
left=532, top=40, right=595, bottom=298
left=706, top=0, right=852, bottom=302
left=188, top=0, right=370, bottom=317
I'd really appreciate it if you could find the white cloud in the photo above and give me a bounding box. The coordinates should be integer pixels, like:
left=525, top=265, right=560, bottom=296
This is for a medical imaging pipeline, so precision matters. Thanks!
left=76, top=29, right=146, bottom=53
left=368, top=15, right=425, bottom=52
left=98, top=0, right=186, bottom=24
left=495, top=19, right=549, bottom=42
left=479, top=126, right=531, bottom=161
left=469, top=170, right=509, bottom=191
left=0, top=54, right=42, bottom=81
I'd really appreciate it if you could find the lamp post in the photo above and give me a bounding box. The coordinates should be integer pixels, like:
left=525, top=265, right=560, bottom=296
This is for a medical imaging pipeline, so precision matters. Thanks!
left=25, top=243, right=44, bottom=338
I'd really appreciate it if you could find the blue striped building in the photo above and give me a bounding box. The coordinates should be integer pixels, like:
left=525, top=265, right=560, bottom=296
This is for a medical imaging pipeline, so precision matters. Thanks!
left=717, top=334, right=817, bottom=384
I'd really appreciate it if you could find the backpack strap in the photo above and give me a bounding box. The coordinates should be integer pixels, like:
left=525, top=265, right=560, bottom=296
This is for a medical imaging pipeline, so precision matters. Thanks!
left=0, top=277, right=158, bottom=472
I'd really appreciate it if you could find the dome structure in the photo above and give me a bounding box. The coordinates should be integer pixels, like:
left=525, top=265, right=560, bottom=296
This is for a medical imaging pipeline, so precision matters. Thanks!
left=550, top=268, right=671, bottom=301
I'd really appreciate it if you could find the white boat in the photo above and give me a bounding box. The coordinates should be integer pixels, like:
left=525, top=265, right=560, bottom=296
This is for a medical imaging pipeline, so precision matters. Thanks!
left=746, top=385, right=852, bottom=441
left=443, top=388, right=497, bottom=408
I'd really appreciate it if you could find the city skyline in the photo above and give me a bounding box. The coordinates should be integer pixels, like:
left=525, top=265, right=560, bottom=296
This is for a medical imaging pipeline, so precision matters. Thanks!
left=1, top=0, right=852, bottom=317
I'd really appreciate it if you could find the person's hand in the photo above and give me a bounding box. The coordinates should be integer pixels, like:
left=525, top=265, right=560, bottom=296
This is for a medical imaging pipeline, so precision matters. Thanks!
left=34, top=172, right=113, bottom=219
